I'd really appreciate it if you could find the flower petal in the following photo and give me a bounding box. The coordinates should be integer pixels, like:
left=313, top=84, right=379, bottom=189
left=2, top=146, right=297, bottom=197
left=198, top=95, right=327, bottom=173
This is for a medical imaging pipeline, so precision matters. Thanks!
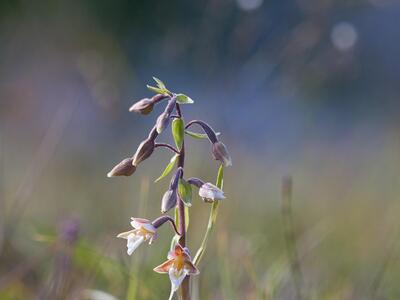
left=130, top=218, right=151, bottom=229
left=153, top=259, right=174, bottom=274
left=184, top=261, right=200, bottom=275
left=117, top=230, right=136, bottom=239
left=127, top=234, right=144, bottom=255
left=169, top=267, right=188, bottom=291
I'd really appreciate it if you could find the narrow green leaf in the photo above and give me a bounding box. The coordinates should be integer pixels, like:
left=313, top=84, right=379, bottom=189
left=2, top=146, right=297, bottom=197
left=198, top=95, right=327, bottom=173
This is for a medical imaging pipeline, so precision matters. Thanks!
left=172, top=118, right=185, bottom=150
left=185, top=206, right=190, bottom=231
left=185, top=130, right=221, bottom=139
left=176, top=93, right=194, bottom=104
left=178, top=179, right=192, bottom=207
left=155, top=154, right=178, bottom=182
left=153, top=77, right=166, bottom=90
left=147, top=85, right=166, bottom=94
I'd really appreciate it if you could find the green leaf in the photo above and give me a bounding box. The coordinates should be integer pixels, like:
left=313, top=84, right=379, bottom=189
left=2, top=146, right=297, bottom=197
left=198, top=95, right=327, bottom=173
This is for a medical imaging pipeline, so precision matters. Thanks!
left=174, top=203, right=190, bottom=233
left=172, top=118, right=185, bottom=150
left=176, top=93, right=194, bottom=104
left=155, top=154, right=178, bottom=182
left=178, top=179, right=192, bottom=207
left=185, top=130, right=221, bottom=139
left=153, top=77, right=166, bottom=90
left=147, top=85, right=166, bottom=94
left=185, top=206, right=189, bottom=231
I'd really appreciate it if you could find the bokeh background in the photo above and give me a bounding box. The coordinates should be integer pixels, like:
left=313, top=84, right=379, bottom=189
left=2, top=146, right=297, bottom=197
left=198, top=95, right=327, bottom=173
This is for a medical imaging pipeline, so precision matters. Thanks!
left=1, top=0, right=400, bottom=299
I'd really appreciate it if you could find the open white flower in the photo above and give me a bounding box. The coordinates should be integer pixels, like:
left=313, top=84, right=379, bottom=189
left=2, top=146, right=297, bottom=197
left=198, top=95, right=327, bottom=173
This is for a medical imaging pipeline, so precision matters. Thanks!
left=117, top=218, right=157, bottom=255
left=199, top=182, right=225, bottom=202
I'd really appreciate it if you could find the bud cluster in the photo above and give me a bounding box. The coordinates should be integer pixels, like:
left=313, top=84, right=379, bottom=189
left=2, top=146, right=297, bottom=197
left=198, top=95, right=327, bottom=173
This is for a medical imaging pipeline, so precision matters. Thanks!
left=107, top=77, right=231, bottom=299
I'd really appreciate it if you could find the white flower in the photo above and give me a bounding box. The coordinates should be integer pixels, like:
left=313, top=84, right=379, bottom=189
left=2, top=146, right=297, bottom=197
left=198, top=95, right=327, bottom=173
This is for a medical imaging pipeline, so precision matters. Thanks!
left=199, top=182, right=225, bottom=202
left=117, top=218, right=157, bottom=255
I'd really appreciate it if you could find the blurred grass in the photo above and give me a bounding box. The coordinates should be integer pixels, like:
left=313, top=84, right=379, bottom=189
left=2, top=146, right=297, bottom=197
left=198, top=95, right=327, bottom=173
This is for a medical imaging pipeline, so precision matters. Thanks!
left=1, top=127, right=400, bottom=299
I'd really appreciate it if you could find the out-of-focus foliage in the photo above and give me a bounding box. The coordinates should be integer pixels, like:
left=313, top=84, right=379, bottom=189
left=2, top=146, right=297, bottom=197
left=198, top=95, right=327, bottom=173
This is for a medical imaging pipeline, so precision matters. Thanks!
left=1, top=0, right=400, bottom=299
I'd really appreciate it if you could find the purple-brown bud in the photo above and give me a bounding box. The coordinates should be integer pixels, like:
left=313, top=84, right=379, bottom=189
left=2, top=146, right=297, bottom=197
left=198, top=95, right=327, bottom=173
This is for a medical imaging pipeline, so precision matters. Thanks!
left=129, top=98, right=154, bottom=115
left=107, top=157, right=136, bottom=177
left=211, top=141, right=232, bottom=167
left=161, top=189, right=178, bottom=213
left=155, top=97, right=177, bottom=134
left=132, top=138, right=155, bottom=166
left=156, top=112, right=170, bottom=134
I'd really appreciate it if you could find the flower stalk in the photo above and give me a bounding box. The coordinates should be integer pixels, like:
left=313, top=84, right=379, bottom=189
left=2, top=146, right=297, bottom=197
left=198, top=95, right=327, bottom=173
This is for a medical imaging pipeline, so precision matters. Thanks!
left=107, top=78, right=231, bottom=300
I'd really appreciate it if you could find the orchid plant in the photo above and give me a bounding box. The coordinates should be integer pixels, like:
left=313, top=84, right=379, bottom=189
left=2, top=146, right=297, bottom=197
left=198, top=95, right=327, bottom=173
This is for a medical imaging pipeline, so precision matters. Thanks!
left=107, top=78, right=231, bottom=300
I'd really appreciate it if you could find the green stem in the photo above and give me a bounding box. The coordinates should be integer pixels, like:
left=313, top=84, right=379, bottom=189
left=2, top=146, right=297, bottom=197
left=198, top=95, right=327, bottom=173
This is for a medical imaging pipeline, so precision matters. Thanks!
left=193, top=165, right=224, bottom=266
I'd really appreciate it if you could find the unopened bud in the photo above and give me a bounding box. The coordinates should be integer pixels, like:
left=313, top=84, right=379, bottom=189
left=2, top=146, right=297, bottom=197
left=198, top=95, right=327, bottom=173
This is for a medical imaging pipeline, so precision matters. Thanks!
left=211, top=141, right=232, bottom=167
left=155, top=97, right=177, bottom=134
left=107, top=157, right=136, bottom=177
left=170, top=167, right=183, bottom=190
left=129, top=98, right=154, bottom=115
left=199, top=182, right=225, bottom=202
left=132, top=138, right=155, bottom=166
left=161, top=189, right=178, bottom=213
left=156, top=112, right=170, bottom=134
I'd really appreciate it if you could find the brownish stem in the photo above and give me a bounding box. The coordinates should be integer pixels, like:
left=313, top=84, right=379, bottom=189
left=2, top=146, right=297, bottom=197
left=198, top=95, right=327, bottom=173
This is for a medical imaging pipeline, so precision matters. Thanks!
left=176, top=103, right=190, bottom=300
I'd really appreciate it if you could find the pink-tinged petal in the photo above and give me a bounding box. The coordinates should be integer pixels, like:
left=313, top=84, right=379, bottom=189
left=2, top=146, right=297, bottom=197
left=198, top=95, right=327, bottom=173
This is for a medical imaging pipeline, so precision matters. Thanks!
left=184, top=261, right=200, bottom=275
left=153, top=259, right=174, bottom=274
left=116, top=229, right=136, bottom=239
left=168, top=267, right=188, bottom=291
left=130, top=218, right=151, bottom=229
left=127, top=234, right=144, bottom=255
left=167, top=250, right=177, bottom=260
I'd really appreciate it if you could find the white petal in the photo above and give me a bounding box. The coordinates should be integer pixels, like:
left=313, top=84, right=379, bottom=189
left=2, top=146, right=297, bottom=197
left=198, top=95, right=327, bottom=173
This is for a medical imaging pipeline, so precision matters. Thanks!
left=127, top=234, right=144, bottom=255
left=168, top=267, right=188, bottom=291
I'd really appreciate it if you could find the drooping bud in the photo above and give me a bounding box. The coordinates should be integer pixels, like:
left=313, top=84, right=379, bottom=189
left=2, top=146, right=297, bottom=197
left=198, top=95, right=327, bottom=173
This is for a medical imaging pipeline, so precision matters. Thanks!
left=132, top=138, right=155, bottom=166
left=129, top=98, right=154, bottom=115
left=160, top=167, right=183, bottom=213
left=199, top=182, right=225, bottom=202
left=211, top=141, right=232, bottom=167
left=187, top=177, right=205, bottom=188
left=161, top=189, right=178, bottom=213
left=156, top=112, right=170, bottom=134
left=169, top=167, right=183, bottom=190
left=155, top=97, right=177, bottom=134
left=107, top=157, right=136, bottom=177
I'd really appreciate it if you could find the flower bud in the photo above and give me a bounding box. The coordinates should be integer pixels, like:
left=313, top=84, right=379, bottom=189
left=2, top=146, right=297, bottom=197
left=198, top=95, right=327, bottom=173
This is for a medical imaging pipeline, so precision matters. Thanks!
left=129, top=98, right=154, bottom=115
left=107, top=157, right=136, bottom=177
left=155, top=98, right=176, bottom=134
left=199, top=182, right=225, bottom=202
left=211, top=141, right=232, bottom=167
left=161, top=189, right=178, bottom=213
left=132, top=138, right=155, bottom=166
left=170, top=167, right=183, bottom=190
left=156, top=112, right=170, bottom=134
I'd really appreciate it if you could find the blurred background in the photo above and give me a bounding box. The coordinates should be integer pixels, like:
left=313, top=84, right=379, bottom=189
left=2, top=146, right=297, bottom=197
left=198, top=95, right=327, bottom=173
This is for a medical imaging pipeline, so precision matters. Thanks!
left=1, top=0, right=400, bottom=299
